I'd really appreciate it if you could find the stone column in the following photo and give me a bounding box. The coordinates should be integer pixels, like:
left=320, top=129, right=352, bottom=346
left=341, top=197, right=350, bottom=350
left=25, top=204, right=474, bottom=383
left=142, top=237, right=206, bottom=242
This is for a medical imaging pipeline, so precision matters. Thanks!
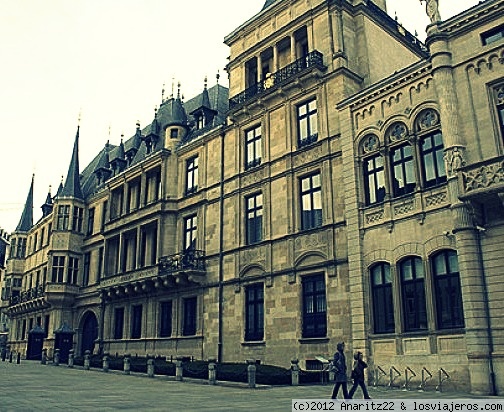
left=290, top=34, right=296, bottom=62
left=68, top=349, right=74, bottom=368
left=84, top=350, right=91, bottom=370
left=175, top=357, right=183, bottom=381
left=124, top=354, right=131, bottom=375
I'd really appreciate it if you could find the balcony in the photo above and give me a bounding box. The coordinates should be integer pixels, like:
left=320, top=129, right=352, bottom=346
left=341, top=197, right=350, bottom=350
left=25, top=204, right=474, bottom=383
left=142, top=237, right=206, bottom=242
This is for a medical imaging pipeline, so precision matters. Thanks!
left=228, top=50, right=326, bottom=110
left=7, top=285, right=49, bottom=314
left=44, top=283, right=80, bottom=306
left=458, top=155, right=504, bottom=203
left=99, top=250, right=206, bottom=300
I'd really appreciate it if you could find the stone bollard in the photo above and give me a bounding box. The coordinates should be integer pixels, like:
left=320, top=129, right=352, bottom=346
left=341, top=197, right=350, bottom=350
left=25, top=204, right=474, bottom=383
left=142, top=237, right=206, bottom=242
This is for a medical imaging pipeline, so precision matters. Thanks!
left=291, top=359, right=300, bottom=386
left=175, top=357, right=184, bottom=381
left=68, top=350, right=74, bottom=368
left=123, top=354, right=131, bottom=375
left=247, top=359, right=256, bottom=389
left=84, top=350, right=91, bottom=370
left=41, top=348, right=47, bottom=365
left=16, top=352, right=21, bottom=364
left=54, top=349, right=60, bottom=366
left=147, top=357, right=155, bottom=378
left=208, top=358, right=217, bottom=385
left=102, top=354, right=109, bottom=372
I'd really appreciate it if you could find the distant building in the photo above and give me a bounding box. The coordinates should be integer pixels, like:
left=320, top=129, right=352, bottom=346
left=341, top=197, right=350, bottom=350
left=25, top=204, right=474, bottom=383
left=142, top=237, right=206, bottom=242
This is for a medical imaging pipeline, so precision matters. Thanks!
left=2, top=0, right=503, bottom=395
left=0, top=228, right=11, bottom=333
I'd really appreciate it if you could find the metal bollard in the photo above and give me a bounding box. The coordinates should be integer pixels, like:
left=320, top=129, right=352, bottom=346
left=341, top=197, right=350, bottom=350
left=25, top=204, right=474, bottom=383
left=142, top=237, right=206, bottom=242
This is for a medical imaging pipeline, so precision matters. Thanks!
left=291, top=359, right=300, bottom=386
left=102, top=354, right=109, bottom=372
left=68, top=350, right=74, bottom=368
left=208, top=358, right=217, bottom=385
left=147, top=357, right=155, bottom=378
left=9, top=352, right=13, bottom=363
left=16, top=352, right=21, bottom=364
left=41, top=348, right=47, bottom=365
left=54, top=349, right=60, bottom=366
left=247, top=359, right=256, bottom=388
left=84, top=350, right=91, bottom=370
left=124, top=354, right=131, bottom=375
left=1, top=349, right=6, bottom=362
left=175, top=357, right=183, bottom=381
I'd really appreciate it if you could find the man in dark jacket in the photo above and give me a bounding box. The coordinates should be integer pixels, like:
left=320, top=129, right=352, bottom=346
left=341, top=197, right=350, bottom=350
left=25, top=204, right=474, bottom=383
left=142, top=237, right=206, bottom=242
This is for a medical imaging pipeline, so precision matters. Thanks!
left=331, top=342, right=349, bottom=399
left=349, top=351, right=371, bottom=399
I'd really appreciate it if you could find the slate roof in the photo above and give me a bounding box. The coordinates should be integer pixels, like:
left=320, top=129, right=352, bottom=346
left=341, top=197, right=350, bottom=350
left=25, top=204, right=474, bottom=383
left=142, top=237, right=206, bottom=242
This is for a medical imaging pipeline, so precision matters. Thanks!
left=15, top=175, right=34, bottom=232
left=262, top=0, right=278, bottom=10
left=58, top=126, right=84, bottom=200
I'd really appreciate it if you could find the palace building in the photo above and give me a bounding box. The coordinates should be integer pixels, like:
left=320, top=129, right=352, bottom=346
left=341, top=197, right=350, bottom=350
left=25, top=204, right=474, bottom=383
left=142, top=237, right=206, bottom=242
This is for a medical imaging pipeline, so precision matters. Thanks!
left=1, top=0, right=503, bottom=395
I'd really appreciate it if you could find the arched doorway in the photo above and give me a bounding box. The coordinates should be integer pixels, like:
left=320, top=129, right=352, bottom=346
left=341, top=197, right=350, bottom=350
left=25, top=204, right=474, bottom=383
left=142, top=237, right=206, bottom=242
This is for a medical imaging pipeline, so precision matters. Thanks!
left=80, top=312, right=98, bottom=356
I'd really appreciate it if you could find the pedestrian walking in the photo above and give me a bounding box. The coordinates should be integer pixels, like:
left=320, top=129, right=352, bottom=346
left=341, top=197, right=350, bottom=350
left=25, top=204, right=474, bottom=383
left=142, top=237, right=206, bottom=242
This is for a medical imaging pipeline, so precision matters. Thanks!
left=331, top=342, right=349, bottom=399
left=349, top=351, right=371, bottom=399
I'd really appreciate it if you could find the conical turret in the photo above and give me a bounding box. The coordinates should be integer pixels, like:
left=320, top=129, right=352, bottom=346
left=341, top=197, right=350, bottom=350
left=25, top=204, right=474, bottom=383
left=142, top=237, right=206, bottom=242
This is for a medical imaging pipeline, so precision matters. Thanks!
left=15, top=174, right=34, bottom=232
left=58, top=126, right=84, bottom=200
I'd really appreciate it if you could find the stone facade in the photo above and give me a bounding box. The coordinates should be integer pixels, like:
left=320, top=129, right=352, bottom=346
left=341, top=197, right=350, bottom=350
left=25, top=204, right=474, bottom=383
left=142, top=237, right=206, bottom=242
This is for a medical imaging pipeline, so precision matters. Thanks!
left=1, top=0, right=503, bottom=395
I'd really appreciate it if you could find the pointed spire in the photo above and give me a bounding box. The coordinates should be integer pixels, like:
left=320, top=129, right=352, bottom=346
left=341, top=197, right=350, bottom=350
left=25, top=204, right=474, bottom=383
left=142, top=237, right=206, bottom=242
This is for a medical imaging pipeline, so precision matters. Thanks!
left=16, top=174, right=34, bottom=232
left=59, top=125, right=84, bottom=200
left=41, top=185, right=53, bottom=217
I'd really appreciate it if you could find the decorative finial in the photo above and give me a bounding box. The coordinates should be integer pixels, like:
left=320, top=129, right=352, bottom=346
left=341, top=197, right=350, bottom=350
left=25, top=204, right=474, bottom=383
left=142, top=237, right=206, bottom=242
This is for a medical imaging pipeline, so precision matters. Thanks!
left=171, top=77, right=175, bottom=99
left=61, top=175, right=64, bottom=184
left=108, top=124, right=111, bottom=137
left=161, top=83, right=165, bottom=102
left=177, top=82, right=181, bottom=99
left=78, top=109, right=82, bottom=125
left=154, top=106, right=157, bottom=116
left=216, top=70, right=220, bottom=84
left=204, top=76, right=208, bottom=90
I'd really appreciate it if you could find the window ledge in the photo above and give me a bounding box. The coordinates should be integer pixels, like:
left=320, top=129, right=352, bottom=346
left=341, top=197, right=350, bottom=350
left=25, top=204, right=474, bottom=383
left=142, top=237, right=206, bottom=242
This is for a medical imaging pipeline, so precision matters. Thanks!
left=299, top=337, right=330, bottom=344
left=241, top=340, right=266, bottom=346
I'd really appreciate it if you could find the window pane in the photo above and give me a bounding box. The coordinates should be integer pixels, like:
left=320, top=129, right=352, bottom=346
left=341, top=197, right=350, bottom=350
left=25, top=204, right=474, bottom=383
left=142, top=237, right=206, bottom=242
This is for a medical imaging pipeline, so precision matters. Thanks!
left=448, top=251, right=459, bottom=273
left=415, top=259, right=424, bottom=279
left=434, top=253, right=447, bottom=275
left=402, top=260, right=413, bottom=280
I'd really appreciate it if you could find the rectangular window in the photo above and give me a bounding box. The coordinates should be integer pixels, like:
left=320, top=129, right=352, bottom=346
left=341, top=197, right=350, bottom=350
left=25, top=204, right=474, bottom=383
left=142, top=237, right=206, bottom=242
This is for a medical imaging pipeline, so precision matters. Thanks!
left=57, top=205, right=70, bottom=230
left=83, top=252, right=91, bottom=286
left=364, top=154, right=386, bottom=205
left=300, top=173, right=322, bottom=230
left=114, top=307, right=124, bottom=339
left=44, top=315, right=50, bottom=338
left=391, top=144, right=416, bottom=197
left=145, top=169, right=161, bottom=204
left=246, top=193, right=263, bottom=245
left=67, top=257, right=79, bottom=284
left=159, top=301, right=172, bottom=338
left=297, top=98, right=318, bottom=147
left=72, top=207, right=83, bottom=232
left=186, top=156, right=199, bottom=195
left=87, top=208, right=95, bottom=236
left=126, top=179, right=141, bottom=213
left=51, top=256, right=65, bottom=283
left=183, top=296, right=197, bottom=336
left=245, top=283, right=264, bottom=341
left=481, top=24, right=504, bottom=45
left=121, top=232, right=137, bottom=273
left=184, top=215, right=197, bottom=251
left=110, top=187, right=124, bottom=220
left=245, top=126, right=262, bottom=169
left=101, top=201, right=108, bottom=231
left=22, top=319, right=26, bottom=340
left=302, top=274, right=327, bottom=338
left=131, top=305, right=142, bottom=339
left=421, top=132, right=446, bottom=188
left=140, top=224, right=157, bottom=267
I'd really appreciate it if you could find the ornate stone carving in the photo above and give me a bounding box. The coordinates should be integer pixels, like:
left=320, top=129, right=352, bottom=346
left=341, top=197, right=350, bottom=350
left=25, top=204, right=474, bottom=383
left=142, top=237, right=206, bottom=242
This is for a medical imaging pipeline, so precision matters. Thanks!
left=444, top=146, right=466, bottom=178
left=294, top=231, right=327, bottom=251
left=387, top=122, right=408, bottom=143
left=394, top=200, right=414, bottom=215
left=420, top=0, right=441, bottom=24
left=416, top=109, right=439, bottom=131
left=366, top=210, right=384, bottom=224
left=463, top=160, right=504, bottom=193
left=362, top=134, right=380, bottom=154
left=425, top=191, right=447, bottom=206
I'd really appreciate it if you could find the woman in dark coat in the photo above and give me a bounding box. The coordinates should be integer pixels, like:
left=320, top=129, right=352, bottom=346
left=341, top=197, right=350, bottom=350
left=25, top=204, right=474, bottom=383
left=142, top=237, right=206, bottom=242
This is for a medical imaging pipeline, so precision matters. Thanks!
left=349, top=351, right=371, bottom=399
left=331, top=342, right=349, bottom=399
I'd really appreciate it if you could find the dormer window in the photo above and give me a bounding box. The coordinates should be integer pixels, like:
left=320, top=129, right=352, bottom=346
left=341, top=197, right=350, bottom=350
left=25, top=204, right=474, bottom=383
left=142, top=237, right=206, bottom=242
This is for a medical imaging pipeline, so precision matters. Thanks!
left=196, top=114, right=205, bottom=130
left=170, top=129, right=179, bottom=139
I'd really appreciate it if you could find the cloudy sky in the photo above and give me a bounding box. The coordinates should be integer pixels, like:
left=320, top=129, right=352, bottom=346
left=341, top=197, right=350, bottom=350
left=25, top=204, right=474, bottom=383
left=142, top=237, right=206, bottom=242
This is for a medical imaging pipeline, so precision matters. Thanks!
left=0, top=0, right=480, bottom=233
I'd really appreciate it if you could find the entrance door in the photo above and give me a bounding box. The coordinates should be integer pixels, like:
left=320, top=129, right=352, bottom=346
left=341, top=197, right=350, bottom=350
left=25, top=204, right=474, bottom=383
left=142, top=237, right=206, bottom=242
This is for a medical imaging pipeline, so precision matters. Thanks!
left=26, top=325, right=45, bottom=360
left=80, top=312, right=98, bottom=356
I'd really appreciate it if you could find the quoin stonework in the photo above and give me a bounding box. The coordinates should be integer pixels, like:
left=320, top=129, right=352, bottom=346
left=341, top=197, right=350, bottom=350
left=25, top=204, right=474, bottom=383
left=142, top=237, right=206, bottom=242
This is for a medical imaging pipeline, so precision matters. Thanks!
left=1, top=0, right=503, bottom=396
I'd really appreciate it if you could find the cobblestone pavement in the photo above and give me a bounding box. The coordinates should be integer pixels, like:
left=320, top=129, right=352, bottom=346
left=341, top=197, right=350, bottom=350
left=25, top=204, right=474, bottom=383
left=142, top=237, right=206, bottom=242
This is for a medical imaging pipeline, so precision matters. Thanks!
left=0, top=360, right=501, bottom=411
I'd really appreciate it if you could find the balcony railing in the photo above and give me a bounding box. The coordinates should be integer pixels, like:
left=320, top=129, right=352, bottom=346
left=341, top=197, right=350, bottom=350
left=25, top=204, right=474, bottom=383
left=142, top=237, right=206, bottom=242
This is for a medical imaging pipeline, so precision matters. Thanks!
left=158, top=249, right=206, bottom=273
left=459, top=155, right=504, bottom=199
left=9, top=285, right=44, bottom=306
left=229, top=50, right=325, bottom=110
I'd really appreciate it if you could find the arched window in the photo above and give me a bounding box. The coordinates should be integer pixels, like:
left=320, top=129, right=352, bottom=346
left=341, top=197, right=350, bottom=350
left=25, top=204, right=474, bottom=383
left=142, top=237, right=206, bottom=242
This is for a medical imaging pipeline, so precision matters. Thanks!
left=361, top=135, right=385, bottom=205
left=386, top=122, right=416, bottom=197
left=415, top=109, right=446, bottom=188
left=370, top=262, right=394, bottom=333
left=431, top=250, right=464, bottom=329
left=400, top=256, right=427, bottom=332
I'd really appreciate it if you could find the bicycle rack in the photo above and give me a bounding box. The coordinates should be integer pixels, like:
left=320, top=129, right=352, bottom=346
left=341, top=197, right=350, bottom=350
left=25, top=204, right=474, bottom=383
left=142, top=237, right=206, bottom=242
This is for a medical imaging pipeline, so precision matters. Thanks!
left=418, top=366, right=432, bottom=391
left=436, top=368, right=450, bottom=392
left=402, top=366, right=416, bottom=391
left=388, top=366, right=401, bottom=388
left=373, top=365, right=387, bottom=387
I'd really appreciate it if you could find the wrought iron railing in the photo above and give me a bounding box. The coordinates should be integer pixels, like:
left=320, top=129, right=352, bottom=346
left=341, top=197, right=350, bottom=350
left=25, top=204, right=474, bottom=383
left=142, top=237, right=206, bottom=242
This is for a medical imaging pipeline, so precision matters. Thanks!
left=229, top=50, right=325, bottom=110
left=9, top=284, right=45, bottom=306
left=158, top=250, right=205, bottom=273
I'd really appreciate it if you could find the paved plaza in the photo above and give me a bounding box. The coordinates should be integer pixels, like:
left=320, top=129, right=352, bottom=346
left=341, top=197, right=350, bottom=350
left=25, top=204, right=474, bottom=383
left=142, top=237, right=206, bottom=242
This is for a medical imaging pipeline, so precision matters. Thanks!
left=0, top=360, right=501, bottom=411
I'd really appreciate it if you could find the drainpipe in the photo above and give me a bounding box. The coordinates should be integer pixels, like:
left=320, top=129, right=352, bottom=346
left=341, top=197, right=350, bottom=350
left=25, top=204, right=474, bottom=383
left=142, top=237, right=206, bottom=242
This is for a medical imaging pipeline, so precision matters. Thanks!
left=218, top=131, right=225, bottom=363
left=475, top=228, right=497, bottom=396
left=98, top=291, right=105, bottom=356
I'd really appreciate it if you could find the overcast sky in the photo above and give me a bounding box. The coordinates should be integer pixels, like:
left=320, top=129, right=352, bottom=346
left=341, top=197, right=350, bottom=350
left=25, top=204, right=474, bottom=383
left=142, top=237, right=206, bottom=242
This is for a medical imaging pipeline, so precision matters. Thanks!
left=0, top=0, right=480, bottom=233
